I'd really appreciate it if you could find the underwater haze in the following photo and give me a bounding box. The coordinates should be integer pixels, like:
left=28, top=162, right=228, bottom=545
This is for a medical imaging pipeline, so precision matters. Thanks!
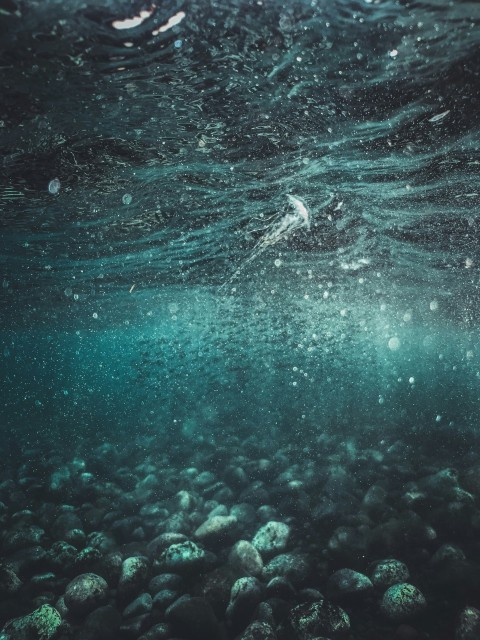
left=1, top=0, right=480, bottom=639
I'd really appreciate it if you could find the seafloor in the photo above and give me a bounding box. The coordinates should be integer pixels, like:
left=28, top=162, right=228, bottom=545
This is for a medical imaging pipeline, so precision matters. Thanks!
left=1, top=425, right=480, bottom=640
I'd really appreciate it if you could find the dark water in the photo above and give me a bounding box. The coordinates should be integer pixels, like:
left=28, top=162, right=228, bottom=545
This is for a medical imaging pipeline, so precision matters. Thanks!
left=1, top=1, right=480, bottom=638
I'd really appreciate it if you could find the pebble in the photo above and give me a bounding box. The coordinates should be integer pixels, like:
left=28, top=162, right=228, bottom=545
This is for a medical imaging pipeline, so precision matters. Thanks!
left=75, top=605, right=121, bottom=640
left=252, top=521, right=290, bottom=556
left=226, top=576, right=264, bottom=627
left=371, top=559, right=410, bottom=589
left=123, top=592, right=153, bottom=618
left=262, top=553, right=310, bottom=586
left=194, top=514, right=238, bottom=544
left=165, top=596, right=222, bottom=640
left=456, top=606, right=480, bottom=640
left=380, top=583, right=427, bottom=621
left=160, top=541, right=206, bottom=573
left=64, top=573, right=108, bottom=616
left=117, top=556, right=149, bottom=603
left=229, top=540, right=264, bottom=576
left=285, top=597, right=350, bottom=638
left=1, top=604, right=61, bottom=640
left=326, top=568, right=373, bottom=600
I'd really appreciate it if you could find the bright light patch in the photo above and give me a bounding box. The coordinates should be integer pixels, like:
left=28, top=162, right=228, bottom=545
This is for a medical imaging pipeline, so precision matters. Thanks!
left=152, top=11, right=186, bottom=36
left=112, top=6, right=156, bottom=30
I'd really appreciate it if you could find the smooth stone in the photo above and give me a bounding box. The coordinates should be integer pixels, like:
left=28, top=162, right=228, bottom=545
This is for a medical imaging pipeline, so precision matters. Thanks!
left=239, top=620, right=277, bottom=640
left=64, top=573, right=108, bottom=616
left=147, top=534, right=187, bottom=558
left=161, top=541, right=206, bottom=573
left=123, top=593, right=153, bottom=618
left=456, top=606, right=480, bottom=640
left=3, top=527, right=46, bottom=553
left=226, top=577, right=264, bottom=630
left=326, top=568, right=373, bottom=600
left=0, top=562, right=22, bottom=596
left=165, top=596, right=222, bottom=640
left=1, top=604, right=61, bottom=640
left=74, top=605, right=121, bottom=640
left=285, top=598, right=350, bottom=638
left=152, top=589, right=178, bottom=611
left=371, top=559, right=410, bottom=589
left=380, top=583, right=427, bottom=622
left=148, top=573, right=182, bottom=594
left=117, top=557, right=149, bottom=603
left=194, top=515, right=237, bottom=544
left=229, top=541, right=263, bottom=577
left=252, top=522, right=290, bottom=556
left=262, top=553, right=310, bottom=586
left=430, top=544, right=466, bottom=565
left=138, top=622, right=172, bottom=640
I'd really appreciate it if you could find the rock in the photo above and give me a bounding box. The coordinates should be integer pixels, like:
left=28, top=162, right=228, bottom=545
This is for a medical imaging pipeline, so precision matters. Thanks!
left=3, top=527, right=46, bottom=553
left=123, top=593, right=153, bottom=618
left=230, top=504, right=256, bottom=526
left=64, top=573, right=109, bottom=616
left=265, top=577, right=296, bottom=601
left=119, top=613, right=151, bottom=638
left=284, top=598, right=350, bottom=638
left=326, top=568, right=373, bottom=600
left=152, top=589, right=178, bottom=611
left=0, top=562, right=22, bottom=596
left=160, top=541, right=206, bottom=573
left=1, top=604, right=61, bottom=640
left=327, top=526, right=370, bottom=563
left=380, top=583, right=427, bottom=622
left=229, top=541, right=264, bottom=577
left=252, top=522, right=290, bottom=556
left=165, top=596, right=222, bottom=640
left=262, top=553, right=310, bottom=586
left=47, top=542, right=77, bottom=573
left=147, top=534, right=187, bottom=558
left=194, top=515, right=238, bottom=544
left=117, top=557, right=149, bottom=603
left=138, top=622, right=172, bottom=640
left=430, top=544, right=466, bottom=565
left=371, top=559, right=410, bottom=589
left=9, top=546, right=47, bottom=578
left=74, top=605, right=121, bottom=640
left=226, top=577, right=264, bottom=631
left=148, top=573, right=182, bottom=594
left=239, top=620, right=277, bottom=640
left=456, top=606, right=480, bottom=640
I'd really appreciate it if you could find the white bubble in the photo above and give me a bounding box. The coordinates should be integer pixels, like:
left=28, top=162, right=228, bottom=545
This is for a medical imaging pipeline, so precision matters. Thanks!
left=409, top=376, right=415, bottom=384
left=388, top=337, right=401, bottom=350
left=403, top=311, right=412, bottom=322
left=64, top=287, right=73, bottom=297
left=48, top=178, right=61, bottom=194
left=122, top=193, right=133, bottom=205
left=378, top=395, right=385, bottom=405
left=92, top=312, right=98, bottom=319
left=274, top=259, right=282, bottom=267
left=430, top=300, right=439, bottom=311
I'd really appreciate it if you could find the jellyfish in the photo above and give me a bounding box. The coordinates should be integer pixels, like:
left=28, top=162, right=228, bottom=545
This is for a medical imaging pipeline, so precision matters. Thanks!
left=222, top=193, right=332, bottom=288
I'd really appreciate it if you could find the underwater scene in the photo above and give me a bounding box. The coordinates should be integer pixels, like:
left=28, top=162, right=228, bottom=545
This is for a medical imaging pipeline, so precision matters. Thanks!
left=1, top=0, right=480, bottom=638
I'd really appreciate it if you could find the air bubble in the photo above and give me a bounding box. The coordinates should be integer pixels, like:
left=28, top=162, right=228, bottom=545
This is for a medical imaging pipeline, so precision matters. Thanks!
left=48, top=178, right=61, bottom=194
